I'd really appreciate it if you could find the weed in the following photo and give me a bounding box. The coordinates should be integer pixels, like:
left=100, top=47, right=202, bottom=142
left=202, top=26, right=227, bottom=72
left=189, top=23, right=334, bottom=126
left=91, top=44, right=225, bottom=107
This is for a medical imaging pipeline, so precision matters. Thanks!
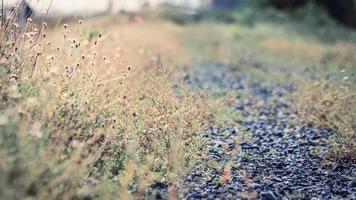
left=294, top=73, right=355, bottom=162
left=0, top=6, right=213, bottom=199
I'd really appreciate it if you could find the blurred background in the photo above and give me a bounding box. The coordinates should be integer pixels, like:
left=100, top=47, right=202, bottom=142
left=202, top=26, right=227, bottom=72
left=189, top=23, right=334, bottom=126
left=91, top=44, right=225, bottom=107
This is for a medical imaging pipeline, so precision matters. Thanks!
left=3, top=0, right=356, bottom=29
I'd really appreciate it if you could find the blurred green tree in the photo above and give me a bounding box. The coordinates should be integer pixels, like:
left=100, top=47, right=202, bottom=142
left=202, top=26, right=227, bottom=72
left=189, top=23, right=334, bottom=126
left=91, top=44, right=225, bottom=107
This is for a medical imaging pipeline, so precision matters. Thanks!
left=265, top=0, right=356, bottom=28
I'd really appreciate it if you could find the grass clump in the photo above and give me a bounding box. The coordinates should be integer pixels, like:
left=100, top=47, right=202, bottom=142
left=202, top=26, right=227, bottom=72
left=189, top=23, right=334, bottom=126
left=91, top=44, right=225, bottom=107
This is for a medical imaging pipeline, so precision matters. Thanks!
left=294, top=69, right=355, bottom=162
left=0, top=9, right=213, bottom=200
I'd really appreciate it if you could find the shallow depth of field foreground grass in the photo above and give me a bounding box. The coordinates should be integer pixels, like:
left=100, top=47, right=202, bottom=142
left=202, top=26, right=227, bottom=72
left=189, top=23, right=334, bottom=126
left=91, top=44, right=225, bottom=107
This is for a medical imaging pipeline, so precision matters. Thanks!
left=0, top=14, right=214, bottom=199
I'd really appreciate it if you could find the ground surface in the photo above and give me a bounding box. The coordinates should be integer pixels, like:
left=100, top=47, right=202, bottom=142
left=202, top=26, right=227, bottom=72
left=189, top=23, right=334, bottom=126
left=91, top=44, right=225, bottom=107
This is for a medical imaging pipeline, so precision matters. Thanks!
left=170, top=64, right=355, bottom=200
left=181, top=66, right=356, bottom=199
left=129, top=17, right=356, bottom=199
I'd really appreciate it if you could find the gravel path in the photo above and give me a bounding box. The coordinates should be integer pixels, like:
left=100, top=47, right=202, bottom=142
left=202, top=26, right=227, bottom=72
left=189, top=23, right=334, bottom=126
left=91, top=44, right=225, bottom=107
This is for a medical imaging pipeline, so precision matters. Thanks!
left=175, top=64, right=355, bottom=200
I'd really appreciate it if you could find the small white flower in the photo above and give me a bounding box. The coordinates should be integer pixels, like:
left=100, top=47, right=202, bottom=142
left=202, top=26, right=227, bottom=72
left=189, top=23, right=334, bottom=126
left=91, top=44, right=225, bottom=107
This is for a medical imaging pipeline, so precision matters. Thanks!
left=47, top=55, right=55, bottom=60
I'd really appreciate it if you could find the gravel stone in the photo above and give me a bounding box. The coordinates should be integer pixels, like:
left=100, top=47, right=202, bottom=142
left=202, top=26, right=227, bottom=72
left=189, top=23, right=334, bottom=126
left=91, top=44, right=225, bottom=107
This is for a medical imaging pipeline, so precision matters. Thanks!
left=173, top=64, right=356, bottom=200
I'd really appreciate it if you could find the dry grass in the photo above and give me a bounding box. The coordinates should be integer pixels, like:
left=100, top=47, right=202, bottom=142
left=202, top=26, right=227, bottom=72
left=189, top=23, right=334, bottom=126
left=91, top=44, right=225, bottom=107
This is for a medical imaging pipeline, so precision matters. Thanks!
left=176, top=18, right=356, bottom=162
left=294, top=73, right=355, bottom=162
left=0, top=10, right=213, bottom=199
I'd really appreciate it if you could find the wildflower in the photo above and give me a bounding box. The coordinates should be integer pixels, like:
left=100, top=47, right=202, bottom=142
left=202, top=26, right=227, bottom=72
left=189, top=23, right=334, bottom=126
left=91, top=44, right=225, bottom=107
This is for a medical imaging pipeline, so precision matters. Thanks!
left=64, top=24, right=69, bottom=29
left=47, top=55, right=55, bottom=60
left=13, top=23, right=19, bottom=29
left=10, top=74, right=18, bottom=81
left=27, top=18, right=33, bottom=23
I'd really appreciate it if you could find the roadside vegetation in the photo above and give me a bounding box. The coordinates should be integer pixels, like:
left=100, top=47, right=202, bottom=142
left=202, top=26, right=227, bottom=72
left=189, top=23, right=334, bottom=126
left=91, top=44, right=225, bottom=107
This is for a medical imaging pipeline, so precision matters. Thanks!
left=1, top=1, right=355, bottom=199
left=160, top=2, right=355, bottom=163
left=0, top=10, right=214, bottom=199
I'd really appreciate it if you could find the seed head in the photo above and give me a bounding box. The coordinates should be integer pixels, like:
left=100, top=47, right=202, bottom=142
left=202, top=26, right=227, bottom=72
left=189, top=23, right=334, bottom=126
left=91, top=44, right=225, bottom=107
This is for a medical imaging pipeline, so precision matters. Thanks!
left=63, top=24, right=69, bottom=29
left=27, top=18, right=33, bottom=23
left=78, top=20, right=83, bottom=24
left=47, top=55, right=55, bottom=60
left=13, top=23, right=19, bottom=29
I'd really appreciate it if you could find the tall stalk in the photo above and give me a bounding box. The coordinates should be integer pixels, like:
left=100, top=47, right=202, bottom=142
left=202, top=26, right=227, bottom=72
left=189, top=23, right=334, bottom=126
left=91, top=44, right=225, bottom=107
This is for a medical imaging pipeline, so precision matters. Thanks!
left=1, top=0, right=4, bottom=27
